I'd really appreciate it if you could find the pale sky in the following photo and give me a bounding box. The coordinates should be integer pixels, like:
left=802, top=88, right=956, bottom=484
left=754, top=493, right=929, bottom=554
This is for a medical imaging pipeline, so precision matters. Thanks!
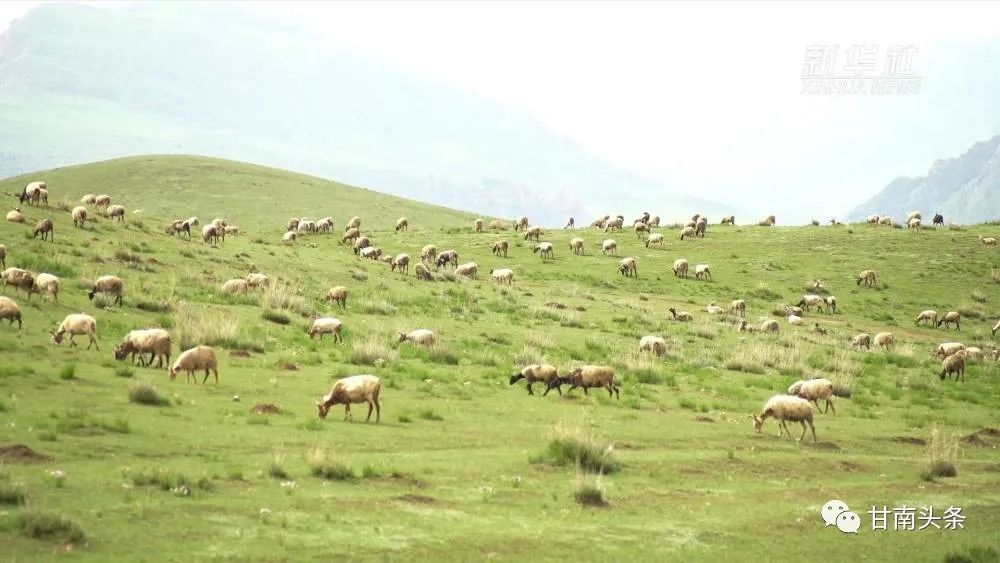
left=3, top=1, right=1000, bottom=219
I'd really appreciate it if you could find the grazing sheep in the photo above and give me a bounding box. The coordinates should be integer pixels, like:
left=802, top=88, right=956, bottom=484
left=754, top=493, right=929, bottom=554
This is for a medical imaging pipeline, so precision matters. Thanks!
left=788, top=378, right=835, bottom=414
left=933, top=213, right=944, bottom=226
left=286, top=218, right=300, bottom=232
left=510, top=364, right=560, bottom=395
left=81, top=194, right=97, bottom=205
left=241, top=272, right=268, bottom=290
left=907, top=217, right=921, bottom=229
left=94, top=195, right=112, bottom=207
left=672, top=258, right=689, bottom=278
left=721, top=215, right=735, bottom=225
left=679, top=226, right=696, bottom=240
left=421, top=244, right=439, bottom=263
left=935, top=342, right=965, bottom=359
left=618, top=257, right=638, bottom=278
left=937, top=311, right=961, bottom=330
left=639, top=335, right=667, bottom=356
left=282, top=231, right=297, bottom=243
left=488, top=219, right=505, bottom=230
left=635, top=212, right=650, bottom=225
left=695, top=218, right=707, bottom=237
left=0, top=296, right=22, bottom=329
left=979, top=235, right=998, bottom=246
left=641, top=233, right=664, bottom=249
left=856, top=269, right=877, bottom=287
left=600, top=239, right=617, bottom=256
left=352, top=236, right=372, bottom=255
left=34, top=273, right=60, bottom=302
left=523, top=226, right=542, bottom=241
left=603, top=217, right=624, bottom=232
left=514, top=216, right=529, bottom=232
left=939, top=353, right=965, bottom=382
left=168, top=219, right=191, bottom=238
left=115, top=328, right=171, bottom=368
left=169, top=345, right=219, bottom=384
left=316, top=374, right=382, bottom=422
left=568, top=237, right=585, bottom=255
left=851, top=333, right=872, bottom=350
left=297, top=220, right=316, bottom=234
left=491, top=268, right=514, bottom=286
left=736, top=319, right=755, bottom=333
left=454, top=262, right=479, bottom=279
left=783, top=304, right=804, bottom=317
left=873, top=331, right=895, bottom=350
left=381, top=254, right=395, bottom=265
left=327, top=286, right=348, bottom=308
left=89, top=275, right=124, bottom=306
left=399, top=329, right=437, bottom=347
left=1, top=268, right=35, bottom=297
left=395, top=217, right=408, bottom=231
left=590, top=215, right=610, bottom=228
left=878, top=215, right=893, bottom=226
left=308, top=317, right=343, bottom=343
left=223, top=225, right=240, bottom=237
left=341, top=227, right=361, bottom=244
left=359, top=246, right=382, bottom=260
left=915, top=310, right=938, bottom=326
left=548, top=365, right=619, bottom=399
left=346, top=216, right=361, bottom=230
left=390, top=254, right=410, bottom=274
left=415, top=263, right=432, bottom=280
left=316, top=217, right=333, bottom=233
left=824, top=296, right=837, bottom=314
left=30, top=218, right=54, bottom=242
left=761, top=319, right=780, bottom=333
left=19, top=181, right=45, bottom=205
left=796, top=294, right=825, bottom=312
left=474, top=219, right=484, bottom=232
left=694, top=264, right=711, bottom=281
left=107, top=205, right=125, bottom=222
left=706, top=302, right=725, bottom=315
left=634, top=221, right=649, bottom=239
left=787, top=314, right=804, bottom=326
left=202, top=224, right=220, bottom=245
left=907, top=211, right=922, bottom=222
left=668, top=307, right=693, bottom=322
left=648, top=215, right=661, bottom=227
left=752, top=395, right=816, bottom=441
left=52, top=313, right=99, bottom=350
left=533, top=242, right=554, bottom=260
left=730, top=299, right=747, bottom=318
left=758, top=215, right=776, bottom=227
left=222, top=279, right=249, bottom=295
left=71, top=206, right=87, bottom=228
left=436, top=250, right=459, bottom=269
left=564, top=217, right=575, bottom=229
left=961, top=347, right=985, bottom=362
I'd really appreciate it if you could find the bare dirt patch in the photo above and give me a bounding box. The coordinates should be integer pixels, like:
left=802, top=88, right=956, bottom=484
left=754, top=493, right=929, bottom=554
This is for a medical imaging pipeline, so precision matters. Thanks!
left=0, top=444, right=50, bottom=462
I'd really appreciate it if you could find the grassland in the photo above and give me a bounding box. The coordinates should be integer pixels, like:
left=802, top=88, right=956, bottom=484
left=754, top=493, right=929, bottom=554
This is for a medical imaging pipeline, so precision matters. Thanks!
left=0, top=156, right=999, bottom=562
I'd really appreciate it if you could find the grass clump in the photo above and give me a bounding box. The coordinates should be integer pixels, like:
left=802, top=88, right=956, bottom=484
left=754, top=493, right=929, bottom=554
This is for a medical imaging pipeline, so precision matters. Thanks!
left=19, top=511, right=86, bottom=544
left=173, top=303, right=240, bottom=350
left=920, top=426, right=958, bottom=481
left=428, top=346, right=460, bottom=365
left=262, top=309, right=291, bottom=325
left=59, top=363, right=76, bottom=380
left=135, top=298, right=172, bottom=313
left=262, top=282, right=312, bottom=316
left=269, top=455, right=290, bottom=479
left=944, top=546, right=999, bottom=563
left=350, top=335, right=398, bottom=366
left=418, top=408, right=444, bottom=421
left=357, top=297, right=397, bottom=315
left=128, top=381, right=170, bottom=406
left=115, top=366, right=134, bottom=378
left=574, top=474, right=608, bottom=507
left=307, top=448, right=354, bottom=481
left=533, top=429, right=619, bottom=475
left=0, top=482, right=26, bottom=505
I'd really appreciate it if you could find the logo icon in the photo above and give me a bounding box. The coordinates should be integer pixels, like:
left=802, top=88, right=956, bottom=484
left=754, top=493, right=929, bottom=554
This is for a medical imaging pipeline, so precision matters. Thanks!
left=822, top=500, right=850, bottom=527
left=837, top=511, right=862, bottom=534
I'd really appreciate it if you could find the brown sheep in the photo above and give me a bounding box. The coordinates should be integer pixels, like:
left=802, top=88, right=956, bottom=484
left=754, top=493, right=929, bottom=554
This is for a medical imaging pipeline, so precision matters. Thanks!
left=939, top=353, right=965, bottom=382
left=327, top=286, right=348, bottom=308
left=936, top=311, right=960, bottom=330
left=32, top=219, right=54, bottom=242
left=548, top=365, right=619, bottom=399
left=509, top=364, right=560, bottom=395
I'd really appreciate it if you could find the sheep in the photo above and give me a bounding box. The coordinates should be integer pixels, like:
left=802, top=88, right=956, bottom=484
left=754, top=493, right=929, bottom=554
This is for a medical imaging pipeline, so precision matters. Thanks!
left=2, top=268, right=35, bottom=297
left=939, top=353, right=965, bottom=382
left=52, top=313, right=99, bottom=350
left=618, top=257, right=638, bottom=278
left=758, top=215, right=776, bottom=227
left=491, top=268, right=514, bottom=286
left=514, top=216, right=529, bottom=232
left=994, top=319, right=1000, bottom=337
left=824, top=296, right=838, bottom=314
left=6, top=209, right=24, bottom=223
left=851, top=333, right=872, bottom=350
left=523, top=226, right=542, bottom=241
left=695, top=218, right=707, bottom=237
left=0, top=244, right=5, bottom=269
left=474, top=219, right=484, bottom=232
left=796, top=294, right=825, bottom=312
left=639, top=335, right=667, bottom=356
left=352, top=236, right=372, bottom=255
left=282, top=231, right=297, bottom=244
left=341, top=228, right=361, bottom=244
left=221, top=278, right=249, bottom=295
left=961, top=347, right=985, bottom=362
left=878, top=215, right=893, bottom=226
left=244, top=272, right=269, bottom=289
left=114, top=328, right=171, bottom=368
left=634, top=221, right=649, bottom=239
left=672, top=258, right=689, bottom=278
left=81, top=194, right=97, bottom=205
left=184, top=216, right=200, bottom=228
left=168, top=219, right=191, bottom=238
left=399, top=329, right=437, bottom=347
left=787, top=314, right=804, bottom=326
left=297, top=220, right=316, bottom=234
left=813, top=323, right=828, bottom=336
left=873, top=331, right=895, bottom=350
left=533, top=242, right=554, bottom=260
left=907, top=211, right=922, bottom=222
left=720, top=215, right=735, bottom=225
left=603, top=217, right=624, bottom=232
left=316, top=374, right=382, bottom=422
left=907, top=217, right=921, bottom=229
left=569, top=237, right=585, bottom=255
left=488, top=219, right=505, bottom=230
left=706, top=302, right=725, bottom=315
left=935, top=342, right=965, bottom=359
left=979, top=235, right=998, bottom=246
left=856, top=269, right=877, bottom=287
left=308, top=317, right=343, bottom=343
left=635, top=212, right=650, bottom=225
left=752, top=395, right=816, bottom=441
left=937, top=311, right=960, bottom=330
left=107, top=205, right=125, bottom=222
left=359, top=246, right=382, bottom=260
left=679, top=226, right=696, bottom=240
left=788, top=378, right=835, bottom=414
left=915, top=310, right=938, bottom=326
left=590, top=215, right=610, bottom=228
left=564, top=217, right=575, bottom=229
left=644, top=233, right=664, bottom=248
left=202, top=224, right=220, bottom=245
left=34, top=273, right=59, bottom=302
left=346, top=216, right=361, bottom=230
left=548, top=365, right=619, bottom=399
left=694, top=264, right=711, bottom=281
left=760, top=319, right=780, bottom=333
left=421, top=244, right=439, bottom=263
left=390, top=254, right=410, bottom=274
left=327, top=286, right=348, bottom=308
left=648, top=215, right=661, bottom=227
left=19, top=181, right=45, bottom=205
left=89, top=275, right=124, bottom=306
left=932, top=213, right=944, bottom=226
left=71, top=206, right=87, bottom=228
left=668, top=307, right=693, bottom=322
left=415, top=262, right=433, bottom=280
left=736, top=319, right=755, bottom=333
left=730, top=299, right=747, bottom=317
left=783, top=304, right=804, bottom=317
left=94, top=195, right=112, bottom=207
left=315, top=217, right=333, bottom=233
left=395, top=217, right=408, bottom=232
left=509, top=364, right=560, bottom=395
left=600, top=239, right=617, bottom=256
left=169, top=345, right=219, bottom=384
left=287, top=218, right=300, bottom=232
left=436, top=250, right=459, bottom=269
left=29, top=218, right=55, bottom=242
left=0, top=296, right=22, bottom=329
left=223, top=225, right=239, bottom=237
left=454, top=262, right=479, bottom=279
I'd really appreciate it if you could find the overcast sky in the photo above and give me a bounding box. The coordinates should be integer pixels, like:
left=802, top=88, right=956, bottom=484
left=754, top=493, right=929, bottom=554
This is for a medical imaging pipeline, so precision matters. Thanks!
left=3, top=1, right=999, bottom=220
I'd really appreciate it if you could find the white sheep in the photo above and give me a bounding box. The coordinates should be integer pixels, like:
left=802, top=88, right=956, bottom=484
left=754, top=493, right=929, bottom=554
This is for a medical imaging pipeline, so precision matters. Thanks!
left=533, top=242, right=554, bottom=260
left=672, top=258, right=689, bottom=278
left=1, top=267, right=35, bottom=297
left=71, top=206, right=87, bottom=228
left=760, top=319, right=780, bottom=333
left=81, top=194, right=97, bottom=205
left=679, top=226, right=696, bottom=240
left=851, top=333, right=871, bottom=350
left=939, top=353, right=965, bottom=382
left=824, top=296, right=837, bottom=314
left=282, top=231, right=297, bottom=243
left=421, top=244, right=438, bottom=263
left=0, top=296, right=22, bottom=329
left=169, top=345, right=219, bottom=384
left=390, top=254, right=411, bottom=274
left=202, top=224, right=220, bottom=244
left=935, top=342, right=965, bottom=359
left=569, top=237, right=585, bottom=255
left=359, top=246, right=382, bottom=260
left=346, top=216, right=362, bottom=230
left=856, top=269, right=877, bottom=287
left=454, top=262, right=479, bottom=279
left=907, top=217, right=921, bottom=229
left=327, top=286, right=348, bottom=308
left=415, top=263, right=432, bottom=280
left=600, top=239, right=617, bottom=256
left=873, top=331, right=895, bottom=350
left=694, top=264, right=711, bottom=281
left=399, top=329, right=437, bottom=346
left=222, top=279, right=249, bottom=295
left=668, top=307, right=693, bottom=321
left=89, top=275, right=124, bottom=306
left=491, top=268, right=514, bottom=286
left=603, top=217, right=623, bottom=232
left=915, top=310, right=938, bottom=326
left=644, top=233, right=664, bottom=248
left=436, top=250, right=459, bottom=269
left=523, top=226, right=542, bottom=241
left=245, top=272, right=269, bottom=289
left=979, top=235, right=998, bottom=246
left=395, top=217, right=408, bottom=231
left=758, top=215, right=776, bottom=227
left=352, top=237, right=372, bottom=255
left=52, top=313, right=99, bottom=350
left=510, top=364, right=560, bottom=396
left=94, top=194, right=112, bottom=207
left=796, top=294, right=824, bottom=311
left=730, top=299, right=746, bottom=317
left=705, top=302, right=724, bottom=315
left=633, top=221, right=649, bottom=239
left=960, top=347, right=985, bottom=362
left=341, top=228, right=360, bottom=244
left=639, top=335, right=667, bottom=356
left=285, top=217, right=299, bottom=232
left=316, top=375, right=382, bottom=422
left=787, top=314, right=804, bottom=326
left=474, top=218, right=484, bottom=232
left=308, top=317, right=343, bottom=343
left=937, top=311, right=960, bottom=330
left=114, top=328, right=171, bottom=368
left=34, top=273, right=60, bottom=302
left=618, top=257, right=637, bottom=278
left=548, top=365, right=619, bottom=399
left=107, top=205, right=125, bottom=222
left=787, top=378, right=835, bottom=414
left=752, top=395, right=816, bottom=441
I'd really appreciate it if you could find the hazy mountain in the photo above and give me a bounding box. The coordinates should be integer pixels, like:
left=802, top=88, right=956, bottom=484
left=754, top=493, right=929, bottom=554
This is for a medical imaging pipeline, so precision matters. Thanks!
left=0, top=2, right=728, bottom=225
left=849, top=135, right=1000, bottom=223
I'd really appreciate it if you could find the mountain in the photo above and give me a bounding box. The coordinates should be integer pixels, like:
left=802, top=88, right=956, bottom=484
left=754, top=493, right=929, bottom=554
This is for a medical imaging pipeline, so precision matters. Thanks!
left=0, top=2, right=727, bottom=226
left=849, top=135, right=1000, bottom=223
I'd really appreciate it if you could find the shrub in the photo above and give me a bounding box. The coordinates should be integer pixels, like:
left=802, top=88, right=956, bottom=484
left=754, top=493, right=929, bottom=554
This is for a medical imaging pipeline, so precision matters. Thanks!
left=262, top=309, right=291, bottom=325
left=59, top=363, right=76, bottom=380
left=350, top=335, right=397, bottom=366
left=0, top=482, right=26, bottom=505
left=114, top=248, right=142, bottom=264
left=428, top=346, right=459, bottom=365
left=944, top=546, right=999, bottom=563
left=574, top=475, right=608, bottom=507
left=920, top=426, right=958, bottom=481
left=970, top=289, right=987, bottom=303
left=350, top=270, right=369, bottom=282
left=19, top=511, right=86, bottom=544
left=308, top=448, right=354, bottom=480
left=269, top=455, right=290, bottom=479
left=533, top=430, right=619, bottom=475
left=173, top=303, right=240, bottom=350
left=115, top=366, right=134, bottom=378
left=128, top=381, right=169, bottom=406
left=418, top=408, right=444, bottom=421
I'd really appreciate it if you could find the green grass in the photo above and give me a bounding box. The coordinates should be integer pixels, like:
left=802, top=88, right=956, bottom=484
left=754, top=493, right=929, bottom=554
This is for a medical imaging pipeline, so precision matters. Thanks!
left=0, top=155, right=998, bottom=560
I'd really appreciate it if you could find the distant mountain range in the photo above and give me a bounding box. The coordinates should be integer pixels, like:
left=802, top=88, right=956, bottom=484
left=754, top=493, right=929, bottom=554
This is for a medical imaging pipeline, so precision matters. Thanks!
left=849, top=135, right=1000, bottom=223
left=0, top=2, right=728, bottom=226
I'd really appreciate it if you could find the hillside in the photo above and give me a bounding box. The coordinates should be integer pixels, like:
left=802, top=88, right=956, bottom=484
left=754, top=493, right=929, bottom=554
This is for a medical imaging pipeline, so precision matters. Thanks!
left=849, top=136, right=1000, bottom=224
left=1, top=158, right=999, bottom=560
left=0, top=2, right=727, bottom=226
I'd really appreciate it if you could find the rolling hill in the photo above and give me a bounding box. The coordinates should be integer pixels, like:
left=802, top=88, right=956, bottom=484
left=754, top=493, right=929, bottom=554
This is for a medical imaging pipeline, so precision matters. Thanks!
left=0, top=156, right=999, bottom=561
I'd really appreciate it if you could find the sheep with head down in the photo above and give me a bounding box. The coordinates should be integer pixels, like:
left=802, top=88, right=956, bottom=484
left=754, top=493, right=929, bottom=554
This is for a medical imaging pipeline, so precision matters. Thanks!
left=399, top=329, right=437, bottom=347
left=491, top=268, right=514, bottom=286
left=937, top=311, right=960, bottom=330
left=170, top=345, right=219, bottom=384
left=327, top=286, right=348, bottom=308
left=510, top=364, right=560, bottom=395
left=308, top=317, right=343, bottom=343
left=33, top=273, right=60, bottom=302
left=533, top=242, right=554, bottom=260
left=0, top=296, right=22, bottom=329
left=2, top=268, right=35, bottom=297
left=0, top=244, right=5, bottom=269
left=639, top=335, right=667, bottom=356
left=454, top=262, right=479, bottom=279
left=569, top=237, right=585, bottom=255
left=644, top=233, right=664, bottom=248
left=390, top=254, right=410, bottom=274
left=752, top=395, right=815, bottom=441
left=851, top=333, right=871, bottom=350
left=115, top=328, right=171, bottom=368
left=600, top=239, right=617, bottom=256
left=873, top=331, right=894, bottom=350
left=52, top=313, right=99, bottom=350
left=939, top=353, right=965, bottom=382
left=787, top=378, right=835, bottom=414
left=421, top=244, right=439, bottom=263
left=672, top=258, right=689, bottom=278
left=32, top=219, right=53, bottom=241
left=618, top=257, right=637, bottom=278
left=71, top=206, right=87, bottom=228
left=547, top=365, right=619, bottom=399
left=317, top=375, right=382, bottom=422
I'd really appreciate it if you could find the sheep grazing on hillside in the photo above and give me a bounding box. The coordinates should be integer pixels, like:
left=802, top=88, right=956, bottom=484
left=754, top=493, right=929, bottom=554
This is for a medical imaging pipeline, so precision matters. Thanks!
left=979, top=235, right=998, bottom=246
left=359, top=246, right=382, bottom=260
left=223, top=225, right=240, bottom=237
left=168, top=219, right=191, bottom=238
left=436, top=249, right=458, bottom=269
left=618, top=257, right=637, bottom=278
left=488, top=219, right=505, bottom=231
left=783, top=305, right=804, bottom=317
left=491, top=240, right=509, bottom=257
left=633, top=221, right=649, bottom=239
left=935, top=342, right=965, bottom=359
left=52, top=313, right=99, bottom=350
left=282, top=231, right=297, bottom=244
left=960, top=347, right=985, bottom=362
left=601, top=239, right=617, bottom=256
left=491, top=268, right=514, bottom=286
left=308, top=317, right=343, bottom=343
left=856, top=269, right=877, bottom=287
left=390, top=254, right=410, bottom=274
left=523, top=226, right=542, bottom=241
left=679, top=226, right=696, bottom=240
left=787, top=378, right=835, bottom=414
left=415, top=263, right=432, bottom=280
left=0, top=244, right=5, bottom=269
left=915, top=310, right=938, bottom=327
left=222, top=278, right=249, bottom=295
left=32, top=219, right=54, bottom=242
left=0, top=296, right=22, bottom=329
left=245, top=272, right=269, bottom=289
left=644, top=233, right=664, bottom=248
left=351, top=236, right=371, bottom=255
left=695, top=218, right=707, bottom=237
left=398, top=329, right=437, bottom=347
left=569, top=237, right=585, bottom=255
left=510, top=364, right=560, bottom=396
left=694, top=264, right=711, bottom=281
left=533, top=242, right=554, bottom=260
left=907, top=211, right=922, bottom=222
left=341, top=227, right=360, bottom=244
left=34, top=273, right=60, bottom=302
left=787, top=314, right=804, bottom=326
left=81, top=194, right=97, bottom=205
left=878, top=215, right=893, bottom=227
left=736, top=319, right=755, bottom=333
left=548, top=365, right=620, bottom=399
left=730, top=299, right=746, bottom=318
left=668, top=307, right=693, bottom=322
left=603, top=217, right=624, bottom=232
left=107, top=205, right=125, bottom=222
left=720, top=215, right=735, bottom=225
left=327, top=286, right=348, bottom=308
left=71, top=206, right=87, bottom=228
left=94, top=195, right=112, bottom=207
left=202, top=224, right=220, bottom=245
left=939, top=353, right=965, bottom=382
left=907, top=217, right=921, bottom=229
left=851, top=333, right=872, bottom=350
left=648, top=215, right=661, bottom=227
left=590, top=215, right=610, bottom=228
left=169, top=345, right=219, bottom=384
left=514, top=216, right=529, bottom=232
left=1, top=268, right=35, bottom=297
left=454, top=262, right=479, bottom=279
left=89, top=275, right=124, bottom=306
left=672, top=258, right=689, bottom=278
left=346, top=216, right=362, bottom=230
left=395, top=217, right=408, bottom=231
left=752, top=395, right=816, bottom=441
left=937, top=311, right=961, bottom=330
left=420, top=244, right=438, bottom=263
left=286, top=218, right=300, bottom=232
left=564, top=217, right=575, bottom=229
left=758, top=215, right=776, bottom=227
left=760, top=319, right=780, bottom=333
left=114, top=328, right=172, bottom=368
left=873, top=331, right=895, bottom=350
left=19, top=181, right=45, bottom=205
left=474, top=218, right=484, bottom=232
left=297, top=219, right=316, bottom=234
left=706, top=302, right=725, bottom=315
left=316, top=375, right=382, bottom=422
left=639, top=335, right=667, bottom=357
left=796, top=294, right=824, bottom=312
left=824, top=296, right=837, bottom=314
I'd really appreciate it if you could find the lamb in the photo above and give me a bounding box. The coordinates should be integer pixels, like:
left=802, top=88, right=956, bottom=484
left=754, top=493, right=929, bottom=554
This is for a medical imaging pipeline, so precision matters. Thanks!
left=533, top=242, right=554, bottom=260
left=788, top=378, right=835, bottom=414
left=935, top=342, right=965, bottom=359
left=352, top=237, right=372, bottom=255
left=523, top=226, right=542, bottom=241
left=706, top=302, right=725, bottom=315
left=787, top=314, right=804, bottom=326
left=71, top=206, right=87, bottom=228
left=979, top=235, right=998, bottom=246
left=644, top=233, right=664, bottom=248
left=603, top=217, right=624, bottom=232
left=34, top=273, right=60, bottom=302
left=851, top=333, right=872, bottom=350
left=752, top=395, right=816, bottom=441
left=856, top=269, right=877, bottom=287
left=359, top=246, right=382, bottom=260
left=937, top=311, right=960, bottom=330
left=346, top=216, right=361, bottom=230
left=474, top=219, right=484, bottom=232
left=509, top=364, right=560, bottom=395
left=52, top=313, right=99, bottom=350
left=491, top=268, right=514, bottom=285
left=907, top=217, right=921, bottom=229
left=569, top=237, right=585, bottom=255
left=679, top=226, right=696, bottom=240
left=390, top=254, right=410, bottom=274
left=114, top=328, right=171, bottom=368
left=316, top=375, right=382, bottom=422
left=421, top=244, right=439, bottom=263
left=824, top=296, right=837, bottom=314
left=2, top=268, right=35, bottom=297
left=287, top=218, right=300, bottom=232
left=89, top=275, right=124, bottom=306
left=760, top=319, right=780, bottom=333
left=169, top=345, right=219, bottom=384
left=694, top=264, right=711, bottom=281
left=222, top=279, right=249, bottom=295
left=395, top=217, right=408, bottom=231
left=81, top=194, right=97, bottom=205
left=415, top=263, right=432, bottom=280
left=720, top=215, right=735, bottom=225
left=939, top=353, right=965, bottom=382
left=94, top=195, right=112, bottom=207
left=341, top=228, right=360, bottom=244
left=327, top=286, right=348, bottom=308
left=873, top=331, right=895, bottom=350
left=618, top=257, right=638, bottom=278
left=0, top=296, right=22, bottom=329
left=672, top=258, right=689, bottom=278
left=202, top=224, right=220, bottom=245
left=796, top=294, right=825, bottom=312
left=308, top=317, right=343, bottom=343
left=107, top=205, right=125, bottom=222
left=758, top=215, right=776, bottom=227
left=915, top=310, right=938, bottom=326
left=6, top=209, right=24, bottom=223
left=634, top=221, right=649, bottom=239
left=600, top=239, right=617, bottom=256
left=0, top=244, right=5, bottom=269
left=548, top=365, right=619, bottom=399
left=668, top=307, right=693, bottom=322
left=639, top=335, right=667, bottom=356
left=730, top=299, right=746, bottom=317
left=282, top=231, right=297, bottom=243
left=454, top=262, right=479, bottom=279
left=32, top=219, right=54, bottom=241
left=398, top=329, right=437, bottom=347
left=783, top=304, right=804, bottom=317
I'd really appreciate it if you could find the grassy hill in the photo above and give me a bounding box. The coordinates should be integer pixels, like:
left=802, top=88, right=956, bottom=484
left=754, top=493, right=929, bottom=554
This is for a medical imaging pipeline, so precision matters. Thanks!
left=1, top=156, right=999, bottom=561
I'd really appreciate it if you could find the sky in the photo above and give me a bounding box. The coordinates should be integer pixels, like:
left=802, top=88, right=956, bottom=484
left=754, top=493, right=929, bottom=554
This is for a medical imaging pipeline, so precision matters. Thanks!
left=2, top=1, right=999, bottom=220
